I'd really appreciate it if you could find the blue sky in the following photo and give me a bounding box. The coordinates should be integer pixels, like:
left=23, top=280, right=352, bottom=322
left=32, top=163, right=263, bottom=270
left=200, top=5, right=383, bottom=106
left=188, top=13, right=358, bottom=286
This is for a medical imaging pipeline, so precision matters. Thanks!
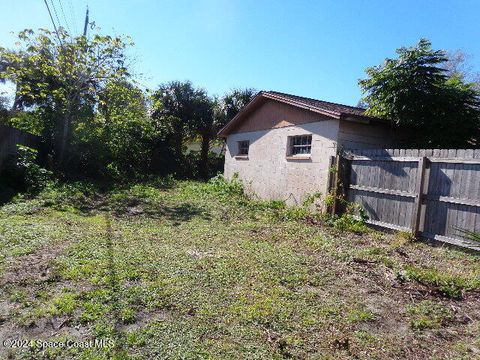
left=1, top=0, right=480, bottom=106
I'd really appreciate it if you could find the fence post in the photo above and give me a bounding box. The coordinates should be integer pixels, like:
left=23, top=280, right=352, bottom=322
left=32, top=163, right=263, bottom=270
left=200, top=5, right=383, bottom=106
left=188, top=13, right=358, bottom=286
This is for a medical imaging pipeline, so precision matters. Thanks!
left=411, top=156, right=427, bottom=237
left=327, top=156, right=335, bottom=191
left=331, top=154, right=341, bottom=215
left=326, top=156, right=335, bottom=214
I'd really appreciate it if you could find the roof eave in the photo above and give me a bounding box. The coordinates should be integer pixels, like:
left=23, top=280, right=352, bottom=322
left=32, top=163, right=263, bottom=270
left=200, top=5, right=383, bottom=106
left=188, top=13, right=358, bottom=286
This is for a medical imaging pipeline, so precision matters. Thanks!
left=217, top=91, right=342, bottom=137
left=262, top=92, right=342, bottom=119
left=217, top=91, right=265, bottom=137
left=340, top=113, right=391, bottom=125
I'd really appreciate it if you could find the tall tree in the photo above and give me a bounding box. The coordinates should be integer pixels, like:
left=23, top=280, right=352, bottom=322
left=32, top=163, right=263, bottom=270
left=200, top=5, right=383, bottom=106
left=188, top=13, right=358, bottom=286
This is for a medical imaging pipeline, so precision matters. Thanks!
left=151, top=81, right=219, bottom=178
left=0, top=95, right=9, bottom=123
left=0, top=28, right=133, bottom=168
left=445, top=50, right=480, bottom=91
left=359, top=39, right=480, bottom=147
left=191, top=90, right=214, bottom=179
left=151, top=81, right=198, bottom=169
left=150, top=85, right=256, bottom=178
left=217, top=88, right=256, bottom=127
left=74, top=80, right=156, bottom=178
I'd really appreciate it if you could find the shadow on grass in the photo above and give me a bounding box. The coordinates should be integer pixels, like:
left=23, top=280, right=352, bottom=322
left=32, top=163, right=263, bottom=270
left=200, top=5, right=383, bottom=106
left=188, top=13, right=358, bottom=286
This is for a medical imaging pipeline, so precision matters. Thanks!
left=104, top=214, right=126, bottom=357
left=113, top=202, right=212, bottom=222
left=0, top=186, right=19, bottom=205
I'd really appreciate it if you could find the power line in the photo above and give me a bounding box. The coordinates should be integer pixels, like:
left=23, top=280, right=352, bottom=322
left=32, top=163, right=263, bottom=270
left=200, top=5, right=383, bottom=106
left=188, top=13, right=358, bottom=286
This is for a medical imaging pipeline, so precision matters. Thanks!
left=43, top=0, right=63, bottom=45
left=48, top=0, right=63, bottom=33
left=56, top=0, right=72, bottom=36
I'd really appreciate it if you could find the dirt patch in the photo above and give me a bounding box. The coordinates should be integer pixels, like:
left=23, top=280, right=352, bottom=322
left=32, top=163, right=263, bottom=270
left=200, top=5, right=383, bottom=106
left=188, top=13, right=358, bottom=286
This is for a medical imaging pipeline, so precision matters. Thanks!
left=118, top=309, right=170, bottom=332
left=0, top=316, right=93, bottom=357
left=0, top=244, right=66, bottom=286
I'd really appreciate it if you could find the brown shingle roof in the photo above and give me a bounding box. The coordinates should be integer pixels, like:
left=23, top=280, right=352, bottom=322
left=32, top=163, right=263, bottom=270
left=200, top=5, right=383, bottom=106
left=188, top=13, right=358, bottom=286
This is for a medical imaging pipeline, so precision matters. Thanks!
left=265, top=91, right=368, bottom=117
left=218, top=90, right=387, bottom=137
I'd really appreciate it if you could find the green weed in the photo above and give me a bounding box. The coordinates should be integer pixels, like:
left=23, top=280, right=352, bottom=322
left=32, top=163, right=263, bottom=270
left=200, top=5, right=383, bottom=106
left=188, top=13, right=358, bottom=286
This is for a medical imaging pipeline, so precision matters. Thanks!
left=397, top=265, right=480, bottom=299
left=407, top=300, right=453, bottom=330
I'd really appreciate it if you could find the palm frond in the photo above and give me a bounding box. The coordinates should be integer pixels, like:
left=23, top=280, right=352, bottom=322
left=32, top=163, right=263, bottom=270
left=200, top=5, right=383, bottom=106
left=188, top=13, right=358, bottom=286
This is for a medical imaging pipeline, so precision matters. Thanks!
left=454, top=227, right=480, bottom=242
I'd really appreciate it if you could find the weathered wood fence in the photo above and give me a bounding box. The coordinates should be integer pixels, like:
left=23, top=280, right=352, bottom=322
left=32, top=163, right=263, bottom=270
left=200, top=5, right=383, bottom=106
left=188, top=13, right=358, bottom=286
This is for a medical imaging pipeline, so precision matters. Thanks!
left=339, top=149, right=480, bottom=251
left=0, top=125, right=41, bottom=170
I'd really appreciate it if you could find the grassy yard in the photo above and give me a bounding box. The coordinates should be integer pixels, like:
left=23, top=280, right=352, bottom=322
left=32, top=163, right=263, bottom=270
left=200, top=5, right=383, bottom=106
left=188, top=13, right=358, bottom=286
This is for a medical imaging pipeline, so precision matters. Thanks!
left=0, top=178, right=479, bottom=359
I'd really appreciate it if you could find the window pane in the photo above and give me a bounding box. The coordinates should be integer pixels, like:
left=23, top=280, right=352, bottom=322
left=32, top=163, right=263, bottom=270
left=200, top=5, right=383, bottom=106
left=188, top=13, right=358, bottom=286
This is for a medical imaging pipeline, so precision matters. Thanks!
left=238, top=140, right=249, bottom=155
left=289, top=135, right=311, bottom=155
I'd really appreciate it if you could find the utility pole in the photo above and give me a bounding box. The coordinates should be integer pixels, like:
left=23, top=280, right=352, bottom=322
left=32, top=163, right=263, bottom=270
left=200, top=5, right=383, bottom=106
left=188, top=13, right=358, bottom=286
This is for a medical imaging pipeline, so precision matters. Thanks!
left=59, top=6, right=90, bottom=165
left=83, top=6, right=89, bottom=37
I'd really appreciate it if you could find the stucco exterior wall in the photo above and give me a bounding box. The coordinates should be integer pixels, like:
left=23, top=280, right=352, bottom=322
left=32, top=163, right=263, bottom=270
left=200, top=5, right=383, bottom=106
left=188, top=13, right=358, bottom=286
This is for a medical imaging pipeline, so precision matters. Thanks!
left=337, top=120, right=395, bottom=150
left=232, top=99, right=332, bottom=133
left=224, top=121, right=339, bottom=205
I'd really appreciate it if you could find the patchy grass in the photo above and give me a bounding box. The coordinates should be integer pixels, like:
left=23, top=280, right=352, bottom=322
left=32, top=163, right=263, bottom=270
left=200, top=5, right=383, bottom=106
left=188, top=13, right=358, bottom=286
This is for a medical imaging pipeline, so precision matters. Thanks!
left=0, top=178, right=479, bottom=359
left=406, top=300, right=453, bottom=331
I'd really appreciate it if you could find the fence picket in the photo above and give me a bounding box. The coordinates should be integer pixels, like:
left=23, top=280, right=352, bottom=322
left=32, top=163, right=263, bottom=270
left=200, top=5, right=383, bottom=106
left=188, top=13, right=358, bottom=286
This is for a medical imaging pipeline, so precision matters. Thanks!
left=343, top=148, right=480, bottom=251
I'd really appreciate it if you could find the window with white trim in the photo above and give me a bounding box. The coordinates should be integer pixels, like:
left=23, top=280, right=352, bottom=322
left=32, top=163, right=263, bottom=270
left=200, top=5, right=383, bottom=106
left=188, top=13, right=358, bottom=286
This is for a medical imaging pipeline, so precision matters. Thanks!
left=237, top=140, right=250, bottom=156
left=288, top=135, right=312, bottom=155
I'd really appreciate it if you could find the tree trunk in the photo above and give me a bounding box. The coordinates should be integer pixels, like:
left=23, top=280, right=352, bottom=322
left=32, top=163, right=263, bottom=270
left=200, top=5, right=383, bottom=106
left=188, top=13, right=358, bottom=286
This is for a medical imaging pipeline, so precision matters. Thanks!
left=200, top=133, right=210, bottom=179
left=57, top=94, right=77, bottom=168
left=175, top=135, right=183, bottom=162
left=57, top=113, right=70, bottom=167
left=11, top=84, right=21, bottom=111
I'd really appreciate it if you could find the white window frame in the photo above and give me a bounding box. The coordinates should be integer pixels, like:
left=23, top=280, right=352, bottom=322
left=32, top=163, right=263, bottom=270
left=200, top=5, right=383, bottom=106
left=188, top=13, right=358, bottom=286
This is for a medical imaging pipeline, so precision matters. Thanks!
left=287, top=135, right=312, bottom=157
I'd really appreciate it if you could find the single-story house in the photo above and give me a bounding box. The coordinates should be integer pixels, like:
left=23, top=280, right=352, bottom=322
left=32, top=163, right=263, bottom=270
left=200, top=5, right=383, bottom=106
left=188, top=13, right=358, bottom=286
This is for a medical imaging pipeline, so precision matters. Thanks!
left=218, top=91, right=395, bottom=205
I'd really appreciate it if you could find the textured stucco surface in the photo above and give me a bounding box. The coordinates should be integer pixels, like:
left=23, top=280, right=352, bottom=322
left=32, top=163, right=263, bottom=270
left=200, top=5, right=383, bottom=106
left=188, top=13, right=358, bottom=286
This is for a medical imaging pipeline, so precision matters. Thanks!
left=224, top=121, right=339, bottom=205
left=223, top=99, right=394, bottom=205
left=231, top=98, right=333, bottom=134
left=337, top=120, right=395, bottom=150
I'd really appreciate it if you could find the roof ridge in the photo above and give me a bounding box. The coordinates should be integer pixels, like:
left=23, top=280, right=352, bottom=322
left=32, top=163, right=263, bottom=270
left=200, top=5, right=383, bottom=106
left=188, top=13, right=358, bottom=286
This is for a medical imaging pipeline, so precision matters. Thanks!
left=218, top=90, right=388, bottom=137
left=266, top=90, right=366, bottom=111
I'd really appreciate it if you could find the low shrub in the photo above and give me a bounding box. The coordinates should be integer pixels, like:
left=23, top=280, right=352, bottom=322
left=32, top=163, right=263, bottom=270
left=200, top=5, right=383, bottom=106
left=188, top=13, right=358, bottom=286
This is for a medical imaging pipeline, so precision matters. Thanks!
left=322, top=202, right=370, bottom=234
left=302, top=192, right=323, bottom=208
left=331, top=214, right=369, bottom=234
left=208, top=173, right=244, bottom=196
left=1, top=145, right=52, bottom=194
left=281, top=206, right=310, bottom=221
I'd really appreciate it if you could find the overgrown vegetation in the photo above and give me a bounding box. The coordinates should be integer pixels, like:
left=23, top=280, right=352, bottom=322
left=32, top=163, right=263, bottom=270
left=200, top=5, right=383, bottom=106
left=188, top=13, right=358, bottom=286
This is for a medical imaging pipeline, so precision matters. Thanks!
left=359, top=39, right=480, bottom=147
left=0, top=178, right=478, bottom=359
left=455, top=227, right=480, bottom=242
left=0, top=28, right=255, bottom=182
left=1, top=145, right=52, bottom=195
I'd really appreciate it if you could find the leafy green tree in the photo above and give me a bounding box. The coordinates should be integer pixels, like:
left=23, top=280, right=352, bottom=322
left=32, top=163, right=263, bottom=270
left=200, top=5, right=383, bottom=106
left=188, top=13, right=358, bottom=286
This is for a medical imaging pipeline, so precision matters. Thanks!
left=151, top=81, right=198, bottom=164
left=359, top=39, right=480, bottom=147
left=0, top=95, right=9, bottom=123
left=3, top=110, right=44, bottom=136
left=0, top=28, right=133, bottom=167
left=74, top=80, right=156, bottom=178
left=217, top=88, right=256, bottom=127
left=151, top=84, right=256, bottom=178
left=191, top=90, right=214, bottom=178
left=151, top=81, right=216, bottom=177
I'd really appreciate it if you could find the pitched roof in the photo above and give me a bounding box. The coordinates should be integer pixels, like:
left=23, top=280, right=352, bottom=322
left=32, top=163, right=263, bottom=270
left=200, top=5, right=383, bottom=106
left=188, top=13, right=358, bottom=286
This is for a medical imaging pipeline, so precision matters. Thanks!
left=267, top=91, right=368, bottom=117
left=218, top=90, right=387, bottom=137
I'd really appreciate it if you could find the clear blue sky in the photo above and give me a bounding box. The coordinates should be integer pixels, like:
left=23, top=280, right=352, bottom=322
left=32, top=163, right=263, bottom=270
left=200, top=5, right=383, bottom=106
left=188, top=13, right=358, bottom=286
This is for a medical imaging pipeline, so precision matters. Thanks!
left=1, top=0, right=479, bottom=106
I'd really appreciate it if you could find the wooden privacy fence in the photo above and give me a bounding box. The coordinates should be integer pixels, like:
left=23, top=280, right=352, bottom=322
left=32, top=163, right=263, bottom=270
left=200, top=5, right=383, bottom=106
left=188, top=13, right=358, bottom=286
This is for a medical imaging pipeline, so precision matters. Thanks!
left=0, top=125, right=41, bottom=170
left=339, top=149, right=480, bottom=251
